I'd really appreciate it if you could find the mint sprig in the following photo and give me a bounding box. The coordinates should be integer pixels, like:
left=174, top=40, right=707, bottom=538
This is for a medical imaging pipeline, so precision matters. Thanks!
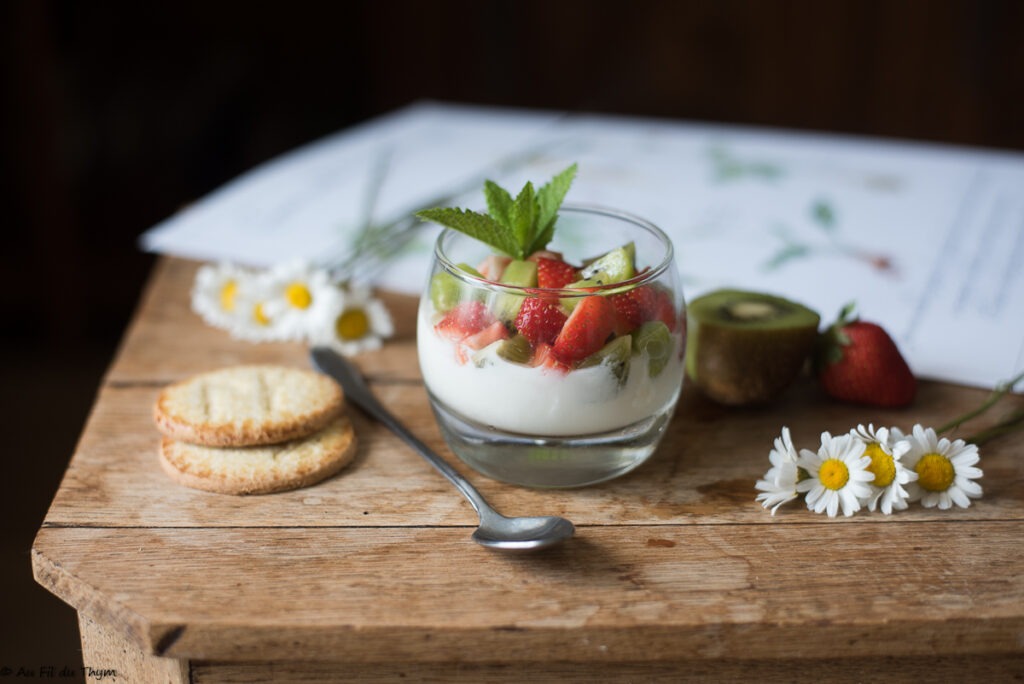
left=416, top=163, right=577, bottom=260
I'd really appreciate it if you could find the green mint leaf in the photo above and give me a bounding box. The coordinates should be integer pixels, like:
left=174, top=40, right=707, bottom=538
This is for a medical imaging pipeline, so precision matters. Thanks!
left=509, top=181, right=537, bottom=252
left=531, top=163, right=577, bottom=253
left=415, top=207, right=522, bottom=258
left=525, top=220, right=556, bottom=257
left=483, top=180, right=514, bottom=231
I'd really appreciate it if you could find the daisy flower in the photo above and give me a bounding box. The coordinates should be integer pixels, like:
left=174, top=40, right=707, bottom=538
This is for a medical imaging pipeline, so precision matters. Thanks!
left=191, top=262, right=254, bottom=330
left=261, top=261, right=344, bottom=342
left=850, top=424, right=916, bottom=514
left=901, top=424, right=983, bottom=509
left=796, top=431, right=874, bottom=518
left=755, top=426, right=801, bottom=515
left=312, top=283, right=395, bottom=356
left=225, top=270, right=282, bottom=342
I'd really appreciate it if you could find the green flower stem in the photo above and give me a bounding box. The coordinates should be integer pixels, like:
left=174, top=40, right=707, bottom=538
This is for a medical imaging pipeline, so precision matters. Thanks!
left=964, top=407, right=1024, bottom=446
left=936, top=369, right=1024, bottom=435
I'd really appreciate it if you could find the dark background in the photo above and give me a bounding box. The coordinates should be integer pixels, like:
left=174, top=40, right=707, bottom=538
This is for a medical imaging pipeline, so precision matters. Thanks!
left=3, top=0, right=1022, bottom=668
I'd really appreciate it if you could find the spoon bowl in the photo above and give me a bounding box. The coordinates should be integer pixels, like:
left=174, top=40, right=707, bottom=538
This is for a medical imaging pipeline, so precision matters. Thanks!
left=311, top=347, right=575, bottom=551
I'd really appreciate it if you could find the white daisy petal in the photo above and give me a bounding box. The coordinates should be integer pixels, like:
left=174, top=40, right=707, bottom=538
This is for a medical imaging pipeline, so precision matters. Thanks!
left=901, top=423, right=983, bottom=510
left=311, top=283, right=395, bottom=357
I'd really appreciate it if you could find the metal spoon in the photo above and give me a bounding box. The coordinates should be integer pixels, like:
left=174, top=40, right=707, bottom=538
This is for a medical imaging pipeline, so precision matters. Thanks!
left=310, top=347, right=575, bottom=551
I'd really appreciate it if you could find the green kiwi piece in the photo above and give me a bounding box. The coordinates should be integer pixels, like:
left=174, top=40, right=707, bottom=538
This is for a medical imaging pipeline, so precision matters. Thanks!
left=685, top=289, right=820, bottom=406
left=430, top=263, right=484, bottom=313
left=632, top=320, right=672, bottom=378
left=578, top=334, right=632, bottom=386
left=496, top=334, right=533, bottom=365
left=579, top=242, right=636, bottom=283
left=493, top=259, right=539, bottom=321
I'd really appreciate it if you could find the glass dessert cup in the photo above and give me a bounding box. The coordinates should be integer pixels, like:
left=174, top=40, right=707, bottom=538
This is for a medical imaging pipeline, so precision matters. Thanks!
left=417, top=204, right=686, bottom=488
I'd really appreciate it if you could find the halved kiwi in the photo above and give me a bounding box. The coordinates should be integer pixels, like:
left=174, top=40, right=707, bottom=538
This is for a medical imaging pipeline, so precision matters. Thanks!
left=685, top=289, right=820, bottom=405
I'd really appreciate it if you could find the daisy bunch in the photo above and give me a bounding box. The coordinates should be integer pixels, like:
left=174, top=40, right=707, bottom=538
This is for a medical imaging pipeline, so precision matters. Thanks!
left=755, top=370, right=1024, bottom=518
left=190, top=260, right=394, bottom=356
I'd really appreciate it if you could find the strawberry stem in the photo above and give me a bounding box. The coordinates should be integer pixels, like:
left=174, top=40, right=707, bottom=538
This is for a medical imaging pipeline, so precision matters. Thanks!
left=936, top=369, right=1024, bottom=436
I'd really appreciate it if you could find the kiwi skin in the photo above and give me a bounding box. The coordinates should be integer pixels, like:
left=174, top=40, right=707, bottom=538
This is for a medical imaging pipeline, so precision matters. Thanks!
left=686, top=289, right=820, bottom=406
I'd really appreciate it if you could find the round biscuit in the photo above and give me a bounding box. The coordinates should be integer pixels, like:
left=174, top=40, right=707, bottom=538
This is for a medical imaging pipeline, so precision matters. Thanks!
left=154, top=365, right=343, bottom=447
left=159, top=414, right=357, bottom=495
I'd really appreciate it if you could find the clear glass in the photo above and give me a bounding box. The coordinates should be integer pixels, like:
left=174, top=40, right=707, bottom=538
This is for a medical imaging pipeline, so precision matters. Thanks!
left=417, top=204, right=686, bottom=488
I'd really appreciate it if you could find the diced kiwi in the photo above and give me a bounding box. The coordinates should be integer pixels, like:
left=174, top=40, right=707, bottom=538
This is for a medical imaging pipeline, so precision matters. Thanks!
left=496, top=334, right=533, bottom=365
left=493, top=259, right=539, bottom=321
left=430, top=263, right=484, bottom=313
left=632, top=320, right=672, bottom=378
left=579, top=242, right=636, bottom=283
left=685, top=289, right=820, bottom=406
left=578, top=334, right=632, bottom=385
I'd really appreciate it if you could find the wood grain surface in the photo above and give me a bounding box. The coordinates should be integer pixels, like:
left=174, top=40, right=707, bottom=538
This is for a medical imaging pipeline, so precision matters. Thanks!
left=32, top=258, right=1024, bottom=679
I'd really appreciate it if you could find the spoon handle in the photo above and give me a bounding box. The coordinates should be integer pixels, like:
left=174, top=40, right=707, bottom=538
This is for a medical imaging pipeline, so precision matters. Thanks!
left=310, top=347, right=492, bottom=518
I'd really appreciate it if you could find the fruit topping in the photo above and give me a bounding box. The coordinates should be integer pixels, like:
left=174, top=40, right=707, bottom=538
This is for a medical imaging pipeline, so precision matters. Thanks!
left=631, top=320, right=672, bottom=377
left=435, top=301, right=497, bottom=342
left=514, top=297, right=568, bottom=347
left=579, top=242, right=636, bottom=283
left=496, top=334, right=533, bottom=364
left=578, top=334, right=632, bottom=385
left=476, top=255, right=512, bottom=281
left=462, top=320, right=510, bottom=350
left=429, top=263, right=484, bottom=313
left=535, top=256, right=578, bottom=289
left=551, top=295, right=616, bottom=365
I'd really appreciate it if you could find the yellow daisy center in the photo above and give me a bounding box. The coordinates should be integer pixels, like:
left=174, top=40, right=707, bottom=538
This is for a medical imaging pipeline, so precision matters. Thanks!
left=864, top=442, right=896, bottom=487
left=336, top=308, right=370, bottom=341
left=819, top=459, right=849, bottom=490
left=220, top=280, right=238, bottom=312
left=286, top=282, right=313, bottom=310
left=253, top=303, right=271, bottom=326
left=915, top=452, right=955, bottom=492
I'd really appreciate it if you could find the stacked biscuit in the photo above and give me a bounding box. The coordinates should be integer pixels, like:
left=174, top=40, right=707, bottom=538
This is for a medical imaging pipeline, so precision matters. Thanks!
left=154, top=365, right=357, bottom=495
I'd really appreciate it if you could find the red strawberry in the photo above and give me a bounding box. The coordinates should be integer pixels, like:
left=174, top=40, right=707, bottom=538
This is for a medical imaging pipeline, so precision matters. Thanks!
left=535, top=257, right=578, bottom=289
left=527, top=249, right=564, bottom=263
left=435, top=301, right=496, bottom=342
left=463, top=320, right=509, bottom=350
left=816, top=304, right=916, bottom=407
left=650, top=287, right=678, bottom=331
left=514, top=297, right=568, bottom=346
left=531, top=342, right=570, bottom=374
left=609, top=286, right=657, bottom=334
left=551, top=295, right=616, bottom=365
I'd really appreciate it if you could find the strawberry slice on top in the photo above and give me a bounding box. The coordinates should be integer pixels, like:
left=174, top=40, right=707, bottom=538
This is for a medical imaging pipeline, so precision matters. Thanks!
left=515, top=297, right=568, bottom=346
left=535, top=257, right=578, bottom=290
left=551, top=295, right=616, bottom=365
left=435, top=301, right=497, bottom=342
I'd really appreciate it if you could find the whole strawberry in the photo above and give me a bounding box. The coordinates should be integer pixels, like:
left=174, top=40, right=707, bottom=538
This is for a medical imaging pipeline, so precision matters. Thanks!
left=816, top=304, right=916, bottom=407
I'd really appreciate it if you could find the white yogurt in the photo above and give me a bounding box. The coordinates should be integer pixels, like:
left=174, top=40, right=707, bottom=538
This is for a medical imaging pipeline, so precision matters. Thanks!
left=417, top=304, right=684, bottom=437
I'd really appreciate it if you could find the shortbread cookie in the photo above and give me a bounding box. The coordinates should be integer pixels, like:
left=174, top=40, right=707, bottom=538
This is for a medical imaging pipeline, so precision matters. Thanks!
left=159, top=414, right=357, bottom=494
left=154, top=365, right=343, bottom=447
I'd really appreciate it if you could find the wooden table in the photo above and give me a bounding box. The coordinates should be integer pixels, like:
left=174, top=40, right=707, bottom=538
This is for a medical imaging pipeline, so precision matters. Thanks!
left=33, top=257, right=1024, bottom=682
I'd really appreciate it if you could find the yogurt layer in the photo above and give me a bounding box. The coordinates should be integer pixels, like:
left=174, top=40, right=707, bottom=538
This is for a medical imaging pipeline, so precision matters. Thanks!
left=418, top=305, right=684, bottom=436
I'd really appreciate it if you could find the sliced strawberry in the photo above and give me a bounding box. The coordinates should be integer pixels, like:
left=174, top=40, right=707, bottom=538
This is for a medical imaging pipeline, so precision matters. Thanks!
left=476, top=255, right=511, bottom=281
left=551, top=295, right=616, bottom=365
left=435, top=301, right=496, bottom=342
left=527, top=249, right=564, bottom=263
left=609, top=286, right=657, bottom=334
left=462, top=320, right=510, bottom=350
left=514, top=297, right=568, bottom=346
left=531, top=342, right=570, bottom=374
left=535, top=257, right=578, bottom=289
left=649, top=287, right=678, bottom=331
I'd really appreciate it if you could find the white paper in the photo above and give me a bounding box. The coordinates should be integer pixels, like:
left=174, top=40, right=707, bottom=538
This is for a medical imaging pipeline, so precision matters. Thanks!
left=141, top=101, right=1024, bottom=389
